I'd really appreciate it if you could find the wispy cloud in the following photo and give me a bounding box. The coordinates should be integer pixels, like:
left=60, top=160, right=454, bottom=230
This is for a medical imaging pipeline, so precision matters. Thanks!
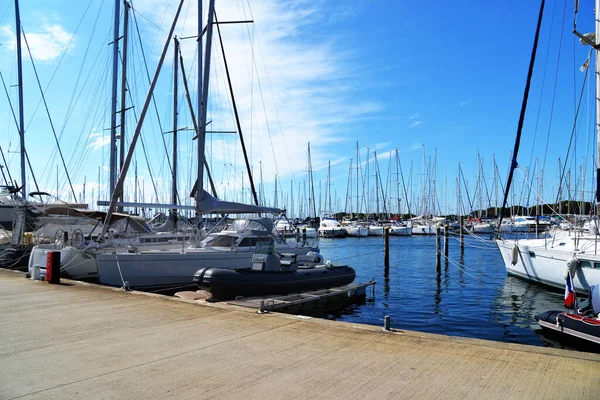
left=409, top=112, right=422, bottom=128
left=132, top=0, right=384, bottom=185
left=460, top=98, right=472, bottom=107
left=0, top=23, right=74, bottom=62
left=87, top=136, right=110, bottom=151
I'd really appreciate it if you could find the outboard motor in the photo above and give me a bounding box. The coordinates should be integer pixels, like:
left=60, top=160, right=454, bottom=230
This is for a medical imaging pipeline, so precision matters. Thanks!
left=307, top=251, right=324, bottom=264
left=193, top=268, right=211, bottom=288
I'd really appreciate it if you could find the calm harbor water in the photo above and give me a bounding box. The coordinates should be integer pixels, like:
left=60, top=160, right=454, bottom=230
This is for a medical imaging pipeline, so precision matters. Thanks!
left=313, top=234, right=565, bottom=349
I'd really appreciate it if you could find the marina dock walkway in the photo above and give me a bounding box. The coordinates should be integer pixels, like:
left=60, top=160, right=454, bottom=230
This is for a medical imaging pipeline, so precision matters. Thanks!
left=1, top=268, right=599, bottom=399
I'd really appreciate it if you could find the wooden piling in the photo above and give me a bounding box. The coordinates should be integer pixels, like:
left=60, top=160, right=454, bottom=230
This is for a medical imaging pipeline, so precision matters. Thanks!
left=436, top=226, right=441, bottom=270
left=459, top=216, right=464, bottom=251
left=384, top=226, right=390, bottom=267
left=444, top=224, right=449, bottom=257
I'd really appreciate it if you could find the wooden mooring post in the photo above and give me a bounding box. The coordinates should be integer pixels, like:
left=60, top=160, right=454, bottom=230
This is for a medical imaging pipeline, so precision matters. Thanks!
left=459, top=216, right=464, bottom=251
left=444, top=224, right=449, bottom=257
left=384, top=226, right=390, bottom=267
left=436, top=226, right=441, bottom=270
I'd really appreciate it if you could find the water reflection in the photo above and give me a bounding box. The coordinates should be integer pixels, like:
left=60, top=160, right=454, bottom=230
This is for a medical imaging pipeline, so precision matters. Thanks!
left=492, top=275, right=562, bottom=331
left=314, top=235, right=568, bottom=348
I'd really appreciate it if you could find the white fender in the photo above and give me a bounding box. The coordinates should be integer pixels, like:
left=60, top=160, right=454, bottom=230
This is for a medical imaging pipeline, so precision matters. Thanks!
left=565, top=257, right=579, bottom=279
left=511, top=244, right=519, bottom=265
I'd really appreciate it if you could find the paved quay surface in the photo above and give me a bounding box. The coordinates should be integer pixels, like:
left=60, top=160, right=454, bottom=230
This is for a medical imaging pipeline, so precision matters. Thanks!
left=1, top=268, right=599, bottom=399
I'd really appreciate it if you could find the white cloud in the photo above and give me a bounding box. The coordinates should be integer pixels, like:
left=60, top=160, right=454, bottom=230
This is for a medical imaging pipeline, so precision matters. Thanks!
left=0, top=23, right=74, bottom=62
left=87, top=137, right=110, bottom=151
left=460, top=99, right=472, bottom=107
left=409, top=112, right=422, bottom=128
left=130, top=0, right=383, bottom=188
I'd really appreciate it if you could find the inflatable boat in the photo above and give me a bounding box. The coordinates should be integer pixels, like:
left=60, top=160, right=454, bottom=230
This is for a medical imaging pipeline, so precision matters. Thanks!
left=535, top=284, right=600, bottom=351
left=536, top=310, right=600, bottom=345
left=193, top=262, right=356, bottom=300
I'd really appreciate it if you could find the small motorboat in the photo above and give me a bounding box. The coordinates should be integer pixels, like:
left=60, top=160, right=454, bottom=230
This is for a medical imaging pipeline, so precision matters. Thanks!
left=535, top=284, right=600, bottom=352
left=193, top=246, right=355, bottom=300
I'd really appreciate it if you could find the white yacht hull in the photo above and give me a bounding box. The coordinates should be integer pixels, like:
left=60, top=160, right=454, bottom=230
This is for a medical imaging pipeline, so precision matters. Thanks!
left=346, top=226, right=368, bottom=237
left=496, top=238, right=600, bottom=293
left=28, top=245, right=98, bottom=280
left=296, top=227, right=318, bottom=238
left=318, top=228, right=347, bottom=238
left=471, top=224, right=495, bottom=234
left=411, top=225, right=436, bottom=235
left=390, top=226, right=412, bottom=236
left=368, top=226, right=384, bottom=236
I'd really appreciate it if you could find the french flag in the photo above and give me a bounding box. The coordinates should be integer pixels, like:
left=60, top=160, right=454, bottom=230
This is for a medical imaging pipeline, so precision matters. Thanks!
left=564, top=270, right=576, bottom=308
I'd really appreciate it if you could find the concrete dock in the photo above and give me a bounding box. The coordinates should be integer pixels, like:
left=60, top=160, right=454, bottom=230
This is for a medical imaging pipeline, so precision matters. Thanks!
left=1, top=268, right=599, bottom=399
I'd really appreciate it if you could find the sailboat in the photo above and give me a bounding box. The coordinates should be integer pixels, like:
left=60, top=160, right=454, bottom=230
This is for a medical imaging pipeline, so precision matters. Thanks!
left=318, top=161, right=347, bottom=238
left=495, top=0, right=600, bottom=293
left=91, top=0, right=322, bottom=291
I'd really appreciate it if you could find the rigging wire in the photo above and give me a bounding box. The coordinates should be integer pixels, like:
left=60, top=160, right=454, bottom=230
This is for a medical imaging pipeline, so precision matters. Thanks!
left=541, top=0, right=568, bottom=177
left=554, top=49, right=592, bottom=207
left=21, top=28, right=77, bottom=200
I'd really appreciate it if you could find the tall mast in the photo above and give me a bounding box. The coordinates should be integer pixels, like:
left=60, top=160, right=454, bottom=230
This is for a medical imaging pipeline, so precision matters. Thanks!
left=14, top=0, right=25, bottom=198
left=308, top=142, right=316, bottom=217
left=356, top=141, right=359, bottom=216
left=172, top=37, right=180, bottom=229
left=477, top=151, right=482, bottom=218
left=274, top=174, right=278, bottom=208
left=100, top=0, right=185, bottom=236
left=497, top=0, right=545, bottom=228
left=117, top=1, right=130, bottom=210
left=493, top=154, right=498, bottom=215
left=457, top=163, right=461, bottom=218
left=596, top=0, right=600, bottom=206
left=214, top=11, right=259, bottom=206
left=196, top=0, right=203, bottom=208
left=366, top=149, right=370, bottom=218
left=374, top=151, right=379, bottom=219
left=109, top=0, right=121, bottom=197
left=328, top=161, right=332, bottom=215
left=432, top=149, right=437, bottom=217
left=195, top=0, right=216, bottom=207
left=395, top=150, right=401, bottom=216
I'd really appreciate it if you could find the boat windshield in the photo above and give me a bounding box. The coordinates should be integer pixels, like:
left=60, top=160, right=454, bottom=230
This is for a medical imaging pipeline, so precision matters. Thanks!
left=202, top=234, right=238, bottom=247
left=238, top=236, right=273, bottom=247
left=228, top=219, right=270, bottom=233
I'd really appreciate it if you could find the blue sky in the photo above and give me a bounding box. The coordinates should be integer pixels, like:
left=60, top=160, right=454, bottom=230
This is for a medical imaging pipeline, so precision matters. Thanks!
left=0, top=0, right=597, bottom=217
